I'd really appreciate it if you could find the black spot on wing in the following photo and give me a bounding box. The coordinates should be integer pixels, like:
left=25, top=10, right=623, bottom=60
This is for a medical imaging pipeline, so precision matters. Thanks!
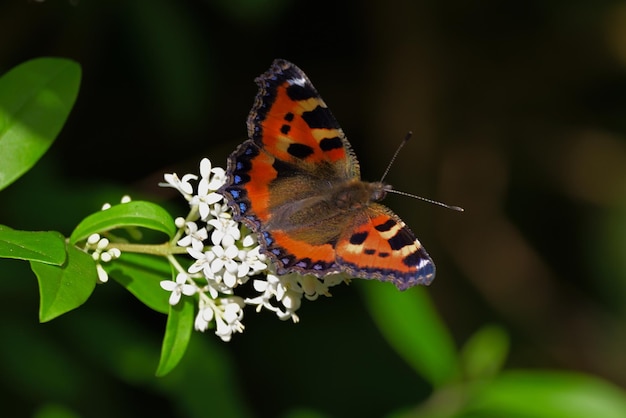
left=319, top=137, right=343, bottom=151
left=387, top=230, right=414, bottom=251
left=301, top=106, right=341, bottom=129
left=272, top=158, right=300, bottom=178
left=375, top=219, right=396, bottom=232
left=287, top=143, right=314, bottom=159
left=284, top=112, right=294, bottom=121
left=280, top=124, right=291, bottom=134
left=349, top=231, right=368, bottom=245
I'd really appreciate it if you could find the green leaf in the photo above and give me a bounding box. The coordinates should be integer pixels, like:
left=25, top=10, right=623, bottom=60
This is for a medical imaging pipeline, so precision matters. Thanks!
left=106, top=252, right=171, bottom=314
left=464, top=370, right=626, bottom=418
left=460, top=324, right=509, bottom=380
left=361, top=283, right=460, bottom=387
left=70, top=201, right=176, bottom=244
left=156, top=297, right=194, bottom=376
left=0, top=225, right=66, bottom=265
left=31, top=244, right=97, bottom=322
left=0, top=57, right=81, bottom=191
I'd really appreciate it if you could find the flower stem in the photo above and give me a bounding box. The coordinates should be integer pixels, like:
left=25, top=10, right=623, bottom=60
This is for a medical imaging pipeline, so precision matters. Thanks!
left=108, top=242, right=187, bottom=256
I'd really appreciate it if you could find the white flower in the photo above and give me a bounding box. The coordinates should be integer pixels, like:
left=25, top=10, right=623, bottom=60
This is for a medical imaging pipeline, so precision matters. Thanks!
left=209, top=244, right=240, bottom=287
left=214, top=298, right=245, bottom=342
left=160, top=272, right=198, bottom=305
left=188, top=243, right=242, bottom=289
left=245, top=273, right=302, bottom=322
left=206, top=214, right=240, bottom=247
left=192, top=186, right=223, bottom=220
left=200, top=158, right=227, bottom=190
left=208, top=202, right=231, bottom=219
left=187, top=248, right=217, bottom=279
left=160, top=173, right=198, bottom=197
left=191, top=158, right=227, bottom=220
left=176, top=221, right=208, bottom=252
left=236, top=244, right=267, bottom=277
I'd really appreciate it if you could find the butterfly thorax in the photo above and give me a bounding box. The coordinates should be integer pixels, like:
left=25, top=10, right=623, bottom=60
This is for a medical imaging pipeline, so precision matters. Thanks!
left=332, top=180, right=388, bottom=210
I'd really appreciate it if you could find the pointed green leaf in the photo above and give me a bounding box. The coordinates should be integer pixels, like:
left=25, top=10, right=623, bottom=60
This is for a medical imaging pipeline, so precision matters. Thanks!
left=31, top=244, right=97, bottom=322
left=107, top=252, right=171, bottom=314
left=0, top=225, right=66, bottom=265
left=0, top=57, right=81, bottom=191
left=70, top=201, right=176, bottom=244
left=361, top=283, right=460, bottom=387
left=156, top=297, right=194, bottom=376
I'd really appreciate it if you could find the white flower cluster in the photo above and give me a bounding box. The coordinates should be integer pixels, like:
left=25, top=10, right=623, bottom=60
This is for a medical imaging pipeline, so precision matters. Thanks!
left=159, top=158, right=346, bottom=341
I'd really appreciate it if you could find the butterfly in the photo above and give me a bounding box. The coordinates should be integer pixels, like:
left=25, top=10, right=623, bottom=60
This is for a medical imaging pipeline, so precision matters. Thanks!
left=220, top=59, right=435, bottom=290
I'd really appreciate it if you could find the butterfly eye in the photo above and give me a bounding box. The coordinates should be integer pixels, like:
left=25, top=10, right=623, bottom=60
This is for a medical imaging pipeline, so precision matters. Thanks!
left=370, top=183, right=389, bottom=202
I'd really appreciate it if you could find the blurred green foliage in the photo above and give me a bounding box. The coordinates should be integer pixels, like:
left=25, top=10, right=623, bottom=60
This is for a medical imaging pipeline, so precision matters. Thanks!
left=1, top=0, right=626, bottom=417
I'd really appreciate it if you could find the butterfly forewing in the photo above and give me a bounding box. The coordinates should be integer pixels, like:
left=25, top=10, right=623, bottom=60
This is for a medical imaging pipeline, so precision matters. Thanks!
left=248, top=59, right=359, bottom=179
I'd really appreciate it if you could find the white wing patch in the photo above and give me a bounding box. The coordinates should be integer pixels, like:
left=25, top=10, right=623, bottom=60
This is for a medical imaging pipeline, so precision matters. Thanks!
left=288, top=77, right=307, bottom=87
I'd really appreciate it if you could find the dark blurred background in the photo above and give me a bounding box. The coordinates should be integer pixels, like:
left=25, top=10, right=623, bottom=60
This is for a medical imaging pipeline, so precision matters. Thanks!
left=1, top=0, right=625, bottom=417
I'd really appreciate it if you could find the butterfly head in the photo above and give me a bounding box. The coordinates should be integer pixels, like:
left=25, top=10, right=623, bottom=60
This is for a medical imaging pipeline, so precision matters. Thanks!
left=373, top=182, right=392, bottom=202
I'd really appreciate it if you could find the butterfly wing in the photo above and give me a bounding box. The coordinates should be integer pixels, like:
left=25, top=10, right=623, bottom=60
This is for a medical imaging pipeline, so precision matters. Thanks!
left=247, top=59, right=360, bottom=179
left=335, top=204, right=435, bottom=290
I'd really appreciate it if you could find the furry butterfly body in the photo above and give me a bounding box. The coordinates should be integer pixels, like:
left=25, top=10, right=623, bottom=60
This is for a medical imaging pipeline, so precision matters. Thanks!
left=220, top=59, right=435, bottom=290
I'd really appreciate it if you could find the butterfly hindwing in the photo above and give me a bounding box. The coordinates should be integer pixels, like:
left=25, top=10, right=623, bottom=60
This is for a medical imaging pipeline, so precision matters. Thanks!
left=336, top=205, right=435, bottom=289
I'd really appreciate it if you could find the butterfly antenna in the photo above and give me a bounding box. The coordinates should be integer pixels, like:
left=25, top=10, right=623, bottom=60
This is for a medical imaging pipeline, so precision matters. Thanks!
left=386, top=189, right=464, bottom=212
left=380, top=131, right=413, bottom=183
left=381, top=131, right=464, bottom=212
